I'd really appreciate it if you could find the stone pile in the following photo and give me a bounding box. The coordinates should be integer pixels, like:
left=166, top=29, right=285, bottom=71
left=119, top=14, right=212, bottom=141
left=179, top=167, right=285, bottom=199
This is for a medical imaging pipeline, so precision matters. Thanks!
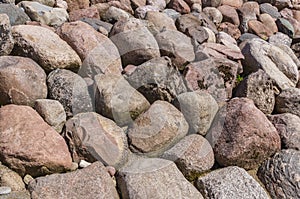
left=0, top=0, right=299, bottom=198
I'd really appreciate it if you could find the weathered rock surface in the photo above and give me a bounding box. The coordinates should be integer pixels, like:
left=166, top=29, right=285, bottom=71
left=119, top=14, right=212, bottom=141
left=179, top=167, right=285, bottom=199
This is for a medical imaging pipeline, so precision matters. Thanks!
left=128, top=100, right=188, bottom=156
left=155, top=29, right=195, bottom=70
left=234, top=69, right=275, bottom=114
left=109, top=18, right=160, bottom=66
left=0, top=56, right=47, bottom=107
left=29, top=161, right=119, bottom=199
left=206, top=97, right=281, bottom=170
left=125, top=56, right=188, bottom=103
left=162, top=134, right=214, bottom=181
left=117, top=157, right=203, bottom=199
left=268, top=113, right=300, bottom=150
left=174, top=91, right=218, bottom=135
left=34, top=99, right=66, bottom=133
left=94, top=73, right=150, bottom=126
left=19, top=1, right=68, bottom=26
left=0, top=163, right=25, bottom=191
left=57, top=21, right=122, bottom=78
left=0, top=14, right=14, bottom=56
left=258, top=149, right=300, bottom=199
left=0, top=105, right=73, bottom=177
left=241, top=38, right=299, bottom=90
left=196, top=166, right=269, bottom=199
left=11, top=25, right=81, bottom=72
left=47, top=69, right=93, bottom=117
left=64, top=112, right=128, bottom=169
left=275, top=87, right=300, bottom=117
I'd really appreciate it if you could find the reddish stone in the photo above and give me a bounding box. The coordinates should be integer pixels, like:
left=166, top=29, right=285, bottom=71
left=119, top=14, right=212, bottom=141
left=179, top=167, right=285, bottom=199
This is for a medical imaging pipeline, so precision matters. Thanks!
left=167, top=0, right=191, bottom=14
left=65, top=0, right=89, bottom=12
left=218, top=5, right=240, bottom=26
left=218, top=22, right=241, bottom=40
left=69, top=6, right=100, bottom=22
left=248, top=19, right=273, bottom=39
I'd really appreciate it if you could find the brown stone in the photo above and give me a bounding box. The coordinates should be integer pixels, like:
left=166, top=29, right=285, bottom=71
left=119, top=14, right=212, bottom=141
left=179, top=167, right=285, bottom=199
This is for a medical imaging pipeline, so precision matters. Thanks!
left=0, top=105, right=73, bottom=177
left=65, top=0, right=89, bottom=12
left=69, top=6, right=100, bottom=22
left=167, top=0, right=191, bottom=14
left=0, top=56, right=47, bottom=107
left=218, top=5, right=240, bottom=26
left=11, top=25, right=81, bottom=72
left=206, top=97, right=281, bottom=170
left=145, top=11, right=177, bottom=35
left=259, top=13, right=278, bottom=34
left=57, top=21, right=122, bottom=77
left=248, top=19, right=273, bottom=39
left=218, top=22, right=241, bottom=39
left=202, top=43, right=244, bottom=60
left=221, top=0, right=243, bottom=8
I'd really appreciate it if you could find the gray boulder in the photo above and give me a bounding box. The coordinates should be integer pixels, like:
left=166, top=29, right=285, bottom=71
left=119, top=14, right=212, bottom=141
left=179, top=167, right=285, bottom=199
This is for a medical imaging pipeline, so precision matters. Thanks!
left=0, top=4, right=31, bottom=25
left=275, top=87, right=300, bottom=117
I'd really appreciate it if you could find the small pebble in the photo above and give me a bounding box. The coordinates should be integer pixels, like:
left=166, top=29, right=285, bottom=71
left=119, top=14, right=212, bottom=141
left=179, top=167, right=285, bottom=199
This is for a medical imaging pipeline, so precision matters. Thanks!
left=79, top=160, right=91, bottom=168
left=106, top=166, right=116, bottom=176
left=23, top=174, right=34, bottom=185
left=0, top=186, right=11, bottom=195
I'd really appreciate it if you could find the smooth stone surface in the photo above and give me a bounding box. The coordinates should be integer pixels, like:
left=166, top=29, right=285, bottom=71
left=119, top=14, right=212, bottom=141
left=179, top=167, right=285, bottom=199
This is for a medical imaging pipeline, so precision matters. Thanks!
left=0, top=56, right=47, bottom=107
left=128, top=101, right=188, bottom=156
left=0, top=4, right=31, bottom=25
left=64, top=112, right=128, bottom=169
left=94, top=73, right=150, bottom=126
left=162, top=134, right=214, bottom=181
left=117, top=157, right=204, bottom=199
left=34, top=99, right=66, bottom=133
left=11, top=25, right=81, bottom=72
left=0, top=105, right=73, bottom=177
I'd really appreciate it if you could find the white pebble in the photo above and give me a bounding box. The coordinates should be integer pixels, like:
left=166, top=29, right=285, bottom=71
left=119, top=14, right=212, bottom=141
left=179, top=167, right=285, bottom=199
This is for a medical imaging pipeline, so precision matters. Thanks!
left=0, top=186, right=11, bottom=195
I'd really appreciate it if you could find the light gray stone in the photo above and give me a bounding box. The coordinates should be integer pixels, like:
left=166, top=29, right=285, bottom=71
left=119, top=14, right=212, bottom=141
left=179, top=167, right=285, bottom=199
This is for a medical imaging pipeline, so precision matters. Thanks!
left=0, top=14, right=14, bottom=56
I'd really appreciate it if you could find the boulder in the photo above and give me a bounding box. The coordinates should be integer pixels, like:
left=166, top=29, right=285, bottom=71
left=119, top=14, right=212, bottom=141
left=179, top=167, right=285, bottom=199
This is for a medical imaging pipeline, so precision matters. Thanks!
left=206, top=97, right=281, bottom=170
left=0, top=4, right=31, bottom=25
left=11, top=25, right=81, bottom=72
left=0, top=56, right=47, bottom=107
left=258, top=149, right=300, bottom=199
left=0, top=14, right=14, bottom=56
left=29, top=161, right=119, bottom=199
left=275, top=87, right=300, bottom=117
left=128, top=101, right=188, bottom=156
left=0, top=163, right=25, bottom=191
left=0, top=105, right=73, bottom=177
left=64, top=112, right=128, bottom=169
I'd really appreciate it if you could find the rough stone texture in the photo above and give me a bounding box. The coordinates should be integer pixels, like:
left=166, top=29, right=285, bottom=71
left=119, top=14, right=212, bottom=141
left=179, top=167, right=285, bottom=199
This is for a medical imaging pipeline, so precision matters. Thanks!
left=0, top=14, right=14, bottom=56
left=19, top=1, right=68, bottom=26
left=65, top=0, right=89, bottom=12
left=47, top=69, right=93, bottom=118
left=161, top=134, right=214, bottom=181
left=155, top=29, right=195, bottom=70
left=202, top=7, right=223, bottom=26
left=234, top=69, right=275, bottom=114
left=0, top=56, right=47, bottom=107
left=201, top=42, right=244, bottom=60
left=237, top=1, right=259, bottom=33
left=259, top=13, right=278, bottom=34
left=275, top=87, right=300, bottom=117
left=34, top=99, right=66, bottom=133
left=11, top=25, right=81, bottom=72
left=29, top=161, right=119, bottom=199
left=125, top=56, right=188, bottom=103
left=64, top=112, right=128, bottom=169
left=57, top=21, right=122, bottom=78
left=258, top=149, right=300, bottom=199
left=134, top=5, right=159, bottom=19
left=241, top=38, right=298, bottom=90
left=0, top=105, right=73, bottom=177
left=185, top=57, right=239, bottom=102
left=174, top=91, right=218, bottom=135
left=185, top=26, right=209, bottom=44
left=268, top=113, right=300, bottom=150
left=104, top=6, right=131, bottom=23
left=196, top=166, right=270, bottom=199
left=0, top=191, right=30, bottom=199
left=80, top=18, right=113, bottom=33
left=269, top=32, right=292, bottom=47
left=218, top=22, right=241, bottom=40
left=147, top=0, right=166, bottom=10
left=175, top=13, right=202, bottom=33
left=69, top=6, right=99, bottom=22
left=117, top=157, right=203, bottom=199
left=94, top=73, right=150, bottom=126
left=0, top=163, right=25, bottom=191
left=202, top=0, right=221, bottom=7
left=206, top=97, right=281, bottom=170
left=127, top=101, right=188, bottom=156
left=145, top=11, right=177, bottom=35
left=0, top=4, right=31, bottom=26
left=109, top=18, right=160, bottom=66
